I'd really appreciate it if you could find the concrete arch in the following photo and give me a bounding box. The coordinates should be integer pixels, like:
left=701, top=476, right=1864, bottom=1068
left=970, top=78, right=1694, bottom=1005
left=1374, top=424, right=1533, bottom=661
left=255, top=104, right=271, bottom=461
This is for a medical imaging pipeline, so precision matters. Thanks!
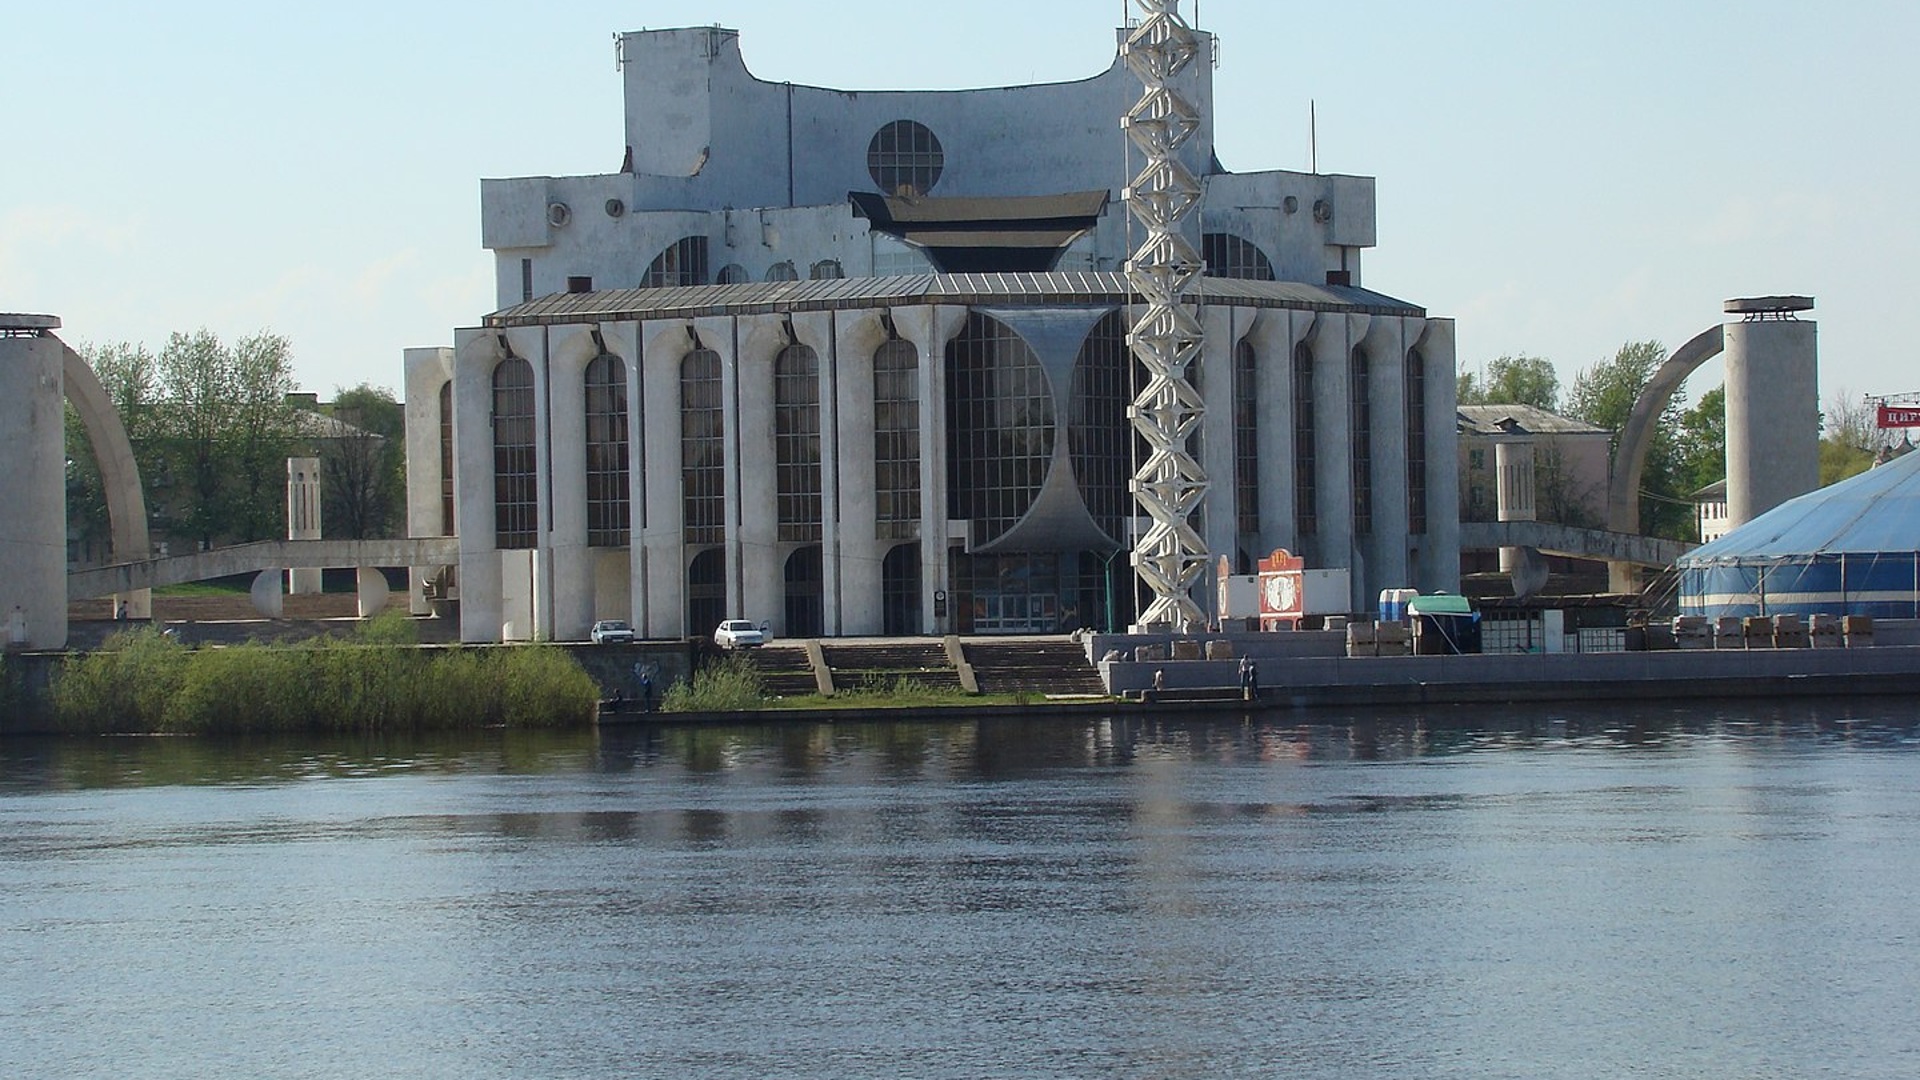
left=61, top=345, right=153, bottom=617
left=1604, top=325, right=1725, bottom=536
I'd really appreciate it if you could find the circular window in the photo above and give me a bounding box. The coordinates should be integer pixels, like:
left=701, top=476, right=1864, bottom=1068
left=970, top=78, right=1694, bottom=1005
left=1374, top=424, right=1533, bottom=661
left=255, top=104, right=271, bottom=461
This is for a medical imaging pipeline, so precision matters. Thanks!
left=867, top=120, right=944, bottom=197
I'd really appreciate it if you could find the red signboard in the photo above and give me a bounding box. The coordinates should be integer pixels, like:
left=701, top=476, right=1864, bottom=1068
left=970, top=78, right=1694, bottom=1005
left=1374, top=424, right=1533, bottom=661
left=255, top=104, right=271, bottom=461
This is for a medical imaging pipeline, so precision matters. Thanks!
left=1878, top=404, right=1920, bottom=429
left=1257, top=548, right=1304, bottom=624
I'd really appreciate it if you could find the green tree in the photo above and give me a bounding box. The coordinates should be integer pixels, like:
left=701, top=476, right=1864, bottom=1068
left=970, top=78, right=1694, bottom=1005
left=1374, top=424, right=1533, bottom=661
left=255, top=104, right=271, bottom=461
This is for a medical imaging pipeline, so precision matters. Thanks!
left=320, top=384, right=405, bottom=539
left=1566, top=340, right=1694, bottom=540
left=1458, top=354, right=1560, bottom=411
left=1820, top=388, right=1877, bottom=486
left=1673, top=384, right=1726, bottom=497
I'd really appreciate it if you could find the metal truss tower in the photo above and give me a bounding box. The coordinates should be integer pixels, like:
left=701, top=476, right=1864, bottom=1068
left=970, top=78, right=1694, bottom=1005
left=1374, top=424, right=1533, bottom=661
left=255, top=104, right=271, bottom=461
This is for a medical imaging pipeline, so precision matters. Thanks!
left=1121, top=0, right=1209, bottom=630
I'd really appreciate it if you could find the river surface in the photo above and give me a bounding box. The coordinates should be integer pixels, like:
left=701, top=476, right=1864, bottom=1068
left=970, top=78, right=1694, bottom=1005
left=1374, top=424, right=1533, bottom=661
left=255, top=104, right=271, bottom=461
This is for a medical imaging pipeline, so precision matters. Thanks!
left=4, top=701, right=1920, bottom=1079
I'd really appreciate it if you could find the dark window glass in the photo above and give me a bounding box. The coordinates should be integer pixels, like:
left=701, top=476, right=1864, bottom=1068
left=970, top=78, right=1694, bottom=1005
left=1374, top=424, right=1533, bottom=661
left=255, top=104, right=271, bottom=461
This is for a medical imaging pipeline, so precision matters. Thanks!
left=1292, top=342, right=1317, bottom=538
left=1203, top=233, right=1276, bottom=281
left=809, top=259, right=844, bottom=280
left=585, top=353, right=630, bottom=547
left=492, top=357, right=537, bottom=549
left=438, top=381, right=454, bottom=537
left=642, top=236, right=709, bottom=288
left=873, top=338, right=921, bottom=541
left=882, top=544, right=921, bottom=636
left=687, top=548, right=726, bottom=635
left=784, top=546, right=824, bottom=638
left=764, top=261, right=798, bottom=282
left=775, top=344, right=822, bottom=543
left=1234, top=339, right=1259, bottom=537
left=946, top=312, right=1054, bottom=545
left=1350, top=346, right=1373, bottom=537
left=867, top=120, right=945, bottom=196
left=715, top=263, right=750, bottom=284
left=680, top=349, right=724, bottom=546
left=1069, top=310, right=1132, bottom=545
left=1406, top=347, right=1428, bottom=536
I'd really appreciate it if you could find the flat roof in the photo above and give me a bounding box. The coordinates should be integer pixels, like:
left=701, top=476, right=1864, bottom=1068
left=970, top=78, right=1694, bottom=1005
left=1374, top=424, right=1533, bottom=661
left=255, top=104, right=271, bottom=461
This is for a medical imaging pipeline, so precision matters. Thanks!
left=483, top=272, right=1427, bottom=329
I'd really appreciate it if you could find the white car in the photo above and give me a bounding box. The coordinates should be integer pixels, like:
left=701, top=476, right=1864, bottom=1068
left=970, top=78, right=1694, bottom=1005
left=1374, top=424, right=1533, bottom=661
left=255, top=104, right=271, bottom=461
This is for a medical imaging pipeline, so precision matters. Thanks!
left=713, top=619, right=767, bottom=649
left=589, top=619, right=636, bottom=645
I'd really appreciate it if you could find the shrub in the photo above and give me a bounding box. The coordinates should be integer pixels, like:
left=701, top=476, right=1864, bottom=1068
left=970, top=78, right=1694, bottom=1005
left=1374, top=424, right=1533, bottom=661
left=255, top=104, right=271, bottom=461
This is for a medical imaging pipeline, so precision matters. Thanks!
left=661, top=654, right=766, bottom=713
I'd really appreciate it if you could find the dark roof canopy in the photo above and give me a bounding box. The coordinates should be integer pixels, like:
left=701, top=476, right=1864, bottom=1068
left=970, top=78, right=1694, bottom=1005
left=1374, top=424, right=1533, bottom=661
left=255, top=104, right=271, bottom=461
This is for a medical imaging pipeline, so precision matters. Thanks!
left=848, top=190, right=1110, bottom=273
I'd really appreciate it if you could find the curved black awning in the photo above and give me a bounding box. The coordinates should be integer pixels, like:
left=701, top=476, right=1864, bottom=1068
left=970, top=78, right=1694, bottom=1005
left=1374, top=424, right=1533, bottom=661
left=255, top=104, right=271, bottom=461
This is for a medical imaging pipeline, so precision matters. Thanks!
left=848, top=190, right=1111, bottom=273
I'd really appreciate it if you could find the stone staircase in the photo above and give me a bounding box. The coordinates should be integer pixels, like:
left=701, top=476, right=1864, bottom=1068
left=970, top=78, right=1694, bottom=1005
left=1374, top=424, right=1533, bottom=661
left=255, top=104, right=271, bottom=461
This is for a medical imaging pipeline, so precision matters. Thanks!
left=962, top=638, right=1106, bottom=696
left=734, top=643, right=820, bottom=697
left=822, top=641, right=964, bottom=694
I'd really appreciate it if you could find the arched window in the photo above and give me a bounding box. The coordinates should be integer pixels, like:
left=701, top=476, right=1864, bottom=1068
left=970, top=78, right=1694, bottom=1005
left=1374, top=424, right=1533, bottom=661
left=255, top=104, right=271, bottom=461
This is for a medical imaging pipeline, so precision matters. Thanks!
left=947, top=312, right=1055, bottom=545
left=642, top=236, right=708, bottom=288
left=1203, top=233, right=1276, bottom=281
left=585, top=353, right=629, bottom=547
left=867, top=120, right=944, bottom=196
left=492, top=357, right=537, bottom=549
left=764, top=261, right=799, bottom=282
left=784, top=546, right=824, bottom=638
left=437, top=381, right=454, bottom=537
left=809, top=259, right=844, bottom=280
left=1068, top=311, right=1131, bottom=544
left=1234, top=338, right=1259, bottom=537
left=680, top=348, right=724, bottom=545
left=882, top=544, right=921, bottom=636
left=687, top=548, right=726, bottom=636
left=775, top=344, right=822, bottom=542
left=1406, top=347, right=1428, bottom=536
left=714, top=263, right=751, bottom=285
left=1292, top=342, right=1316, bottom=538
left=874, top=338, right=920, bottom=540
left=1350, top=346, right=1373, bottom=537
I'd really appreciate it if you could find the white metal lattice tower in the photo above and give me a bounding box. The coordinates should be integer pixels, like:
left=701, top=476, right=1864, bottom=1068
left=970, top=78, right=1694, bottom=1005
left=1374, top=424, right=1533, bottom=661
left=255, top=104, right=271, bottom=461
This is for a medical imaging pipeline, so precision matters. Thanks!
left=1121, top=0, right=1208, bottom=630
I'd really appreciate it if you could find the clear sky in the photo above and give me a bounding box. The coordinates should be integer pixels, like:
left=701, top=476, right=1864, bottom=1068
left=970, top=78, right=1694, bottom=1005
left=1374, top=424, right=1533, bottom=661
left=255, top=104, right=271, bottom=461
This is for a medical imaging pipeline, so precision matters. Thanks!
left=5, top=1, right=1915, bottom=412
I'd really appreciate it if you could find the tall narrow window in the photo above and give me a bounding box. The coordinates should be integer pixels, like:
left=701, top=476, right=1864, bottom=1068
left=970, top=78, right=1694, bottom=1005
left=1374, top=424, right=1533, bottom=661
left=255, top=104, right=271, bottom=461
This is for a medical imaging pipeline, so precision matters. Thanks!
left=1234, top=339, right=1259, bottom=537
left=873, top=338, right=920, bottom=540
left=492, top=357, right=537, bottom=549
left=680, top=348, right=724, bottom=545
left=687, top=548, right=726, bottom=635
left=438, top=381, right=454, bottom=537
left=882, top=544, right=922, bottom=636
left=949, top=312, right=1054, bottom=545
left=775, top=344, right=822, bottom=542
left=1406, top=347, right=1428, bottom=536
left=1292, top=342, right=1317, bottom=538
left=585, top=353, right=630, bottom=547
left=784, top=546, right=824, bottom=637
left=1068, top=311, right=1130, bottom=545
left=1350, top=346, right=1373, bottom=537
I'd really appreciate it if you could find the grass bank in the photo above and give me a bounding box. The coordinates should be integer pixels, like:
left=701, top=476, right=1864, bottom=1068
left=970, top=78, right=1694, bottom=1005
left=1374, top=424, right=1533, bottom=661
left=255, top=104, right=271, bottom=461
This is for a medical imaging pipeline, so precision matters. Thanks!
left=661, top=655, right=1064, bottom=712
left=52, top=613, right=599, bottom=734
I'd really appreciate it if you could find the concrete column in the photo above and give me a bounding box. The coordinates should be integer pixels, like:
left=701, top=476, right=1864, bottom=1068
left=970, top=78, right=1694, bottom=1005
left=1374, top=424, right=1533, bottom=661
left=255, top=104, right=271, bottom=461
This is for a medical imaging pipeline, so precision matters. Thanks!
left=1364, top=318, right=1411, bottom=592
left=286, top=457, right=323, bottom=594
left=1495, top=438, right=1537, bottom=572
left=638, top=320, right=690, bottom=638
left=1413, top=319, right=1461, bottom=594
left=452, top=329, right=505, bottom=642
left=402, top=347, right=454, bottom=616
left=1243, top=309, right=1306, bottom=565
left=1199, top=306, right=1239, bottom=587
left=896, top=304, right=967, bottom=635
left=0, top=318, right=68, bottom=651
left=832, top=307, right=889, bottom=636
left=546, top=323, right=597, bottom=641
left=1724, top=307, right=1819, bottom=529
left=789, top=310, right=835, bottom=637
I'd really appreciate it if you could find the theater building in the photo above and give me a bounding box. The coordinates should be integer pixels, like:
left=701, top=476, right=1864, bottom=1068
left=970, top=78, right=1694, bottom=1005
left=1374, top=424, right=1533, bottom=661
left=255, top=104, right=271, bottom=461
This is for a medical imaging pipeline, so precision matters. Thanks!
left=403, top=22, right=1459, bottom=642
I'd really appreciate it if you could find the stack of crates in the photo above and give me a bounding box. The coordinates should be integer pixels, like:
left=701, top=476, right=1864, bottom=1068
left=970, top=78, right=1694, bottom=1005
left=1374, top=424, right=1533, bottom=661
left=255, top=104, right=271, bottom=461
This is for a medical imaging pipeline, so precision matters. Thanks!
left=1376, top=621, right=1411, bottom=657
left=1772, top=614, right=1809, bottom=649
left=1345, top=620, right=1376, bottom=658
left=1808, top=613, right=1841, bottom=648
left=1672, top=616, right=1712, bottom=649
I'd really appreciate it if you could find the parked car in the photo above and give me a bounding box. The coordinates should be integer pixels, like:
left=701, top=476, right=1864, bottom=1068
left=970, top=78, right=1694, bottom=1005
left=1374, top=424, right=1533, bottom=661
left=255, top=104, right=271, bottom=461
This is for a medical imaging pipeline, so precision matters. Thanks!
left=713, top=619, right=767, bottom=649
left=589, top=619, right=636, bottom=645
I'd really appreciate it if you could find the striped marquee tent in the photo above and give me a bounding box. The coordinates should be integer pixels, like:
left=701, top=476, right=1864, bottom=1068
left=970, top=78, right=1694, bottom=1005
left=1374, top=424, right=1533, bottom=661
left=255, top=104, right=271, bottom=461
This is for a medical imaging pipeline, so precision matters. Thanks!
left=1678, top=448, right=1920, bottom=619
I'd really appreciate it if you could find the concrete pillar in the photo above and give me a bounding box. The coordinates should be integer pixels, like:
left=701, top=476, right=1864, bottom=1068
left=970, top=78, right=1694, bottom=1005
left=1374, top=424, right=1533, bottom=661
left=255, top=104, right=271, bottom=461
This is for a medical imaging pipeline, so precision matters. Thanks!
left=0, top=316, right=68, bottom=650
left=1724, top=299, right=1818, bottom=529
left=402, top=347, right=455, bottom=617
left=287, top=457, right=323, bottom=594
left=1495, top=438, right=1536, bottom=572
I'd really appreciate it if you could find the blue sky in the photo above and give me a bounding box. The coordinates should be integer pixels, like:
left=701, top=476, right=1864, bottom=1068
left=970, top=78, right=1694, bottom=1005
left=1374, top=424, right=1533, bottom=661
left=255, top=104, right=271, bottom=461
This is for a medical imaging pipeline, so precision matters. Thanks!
left=5, top=1, right=1914, bottom=414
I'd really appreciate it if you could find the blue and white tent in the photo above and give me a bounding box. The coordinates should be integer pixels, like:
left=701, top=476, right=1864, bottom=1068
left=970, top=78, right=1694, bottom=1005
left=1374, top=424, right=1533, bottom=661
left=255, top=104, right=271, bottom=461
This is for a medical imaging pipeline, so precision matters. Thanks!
left=1678, top=449, right=1920, bottom=618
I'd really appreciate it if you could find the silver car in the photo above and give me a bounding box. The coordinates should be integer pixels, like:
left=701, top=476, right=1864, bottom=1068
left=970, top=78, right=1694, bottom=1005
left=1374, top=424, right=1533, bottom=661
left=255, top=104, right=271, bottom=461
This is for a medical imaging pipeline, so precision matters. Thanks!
left=589, top=619, right=636, bottom=645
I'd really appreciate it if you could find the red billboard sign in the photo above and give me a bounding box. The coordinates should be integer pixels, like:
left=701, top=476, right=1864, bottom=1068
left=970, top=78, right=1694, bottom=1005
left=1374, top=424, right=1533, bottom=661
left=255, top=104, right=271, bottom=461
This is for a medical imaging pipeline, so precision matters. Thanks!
left=1877, top=404, right=1920, bottom=429
left=1257, top=548, right=1304, bottom=623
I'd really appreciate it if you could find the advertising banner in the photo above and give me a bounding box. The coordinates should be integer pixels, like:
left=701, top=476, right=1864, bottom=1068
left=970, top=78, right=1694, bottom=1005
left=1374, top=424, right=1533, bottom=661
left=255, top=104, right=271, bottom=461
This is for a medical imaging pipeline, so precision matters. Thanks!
left=1877, top=404, right=1920, bottom=429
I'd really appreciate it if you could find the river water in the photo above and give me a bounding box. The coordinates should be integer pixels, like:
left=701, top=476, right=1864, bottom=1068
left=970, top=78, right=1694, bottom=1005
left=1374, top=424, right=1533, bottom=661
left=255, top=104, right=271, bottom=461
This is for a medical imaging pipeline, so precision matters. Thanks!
left=4, top=701, right=1919, bottom=1079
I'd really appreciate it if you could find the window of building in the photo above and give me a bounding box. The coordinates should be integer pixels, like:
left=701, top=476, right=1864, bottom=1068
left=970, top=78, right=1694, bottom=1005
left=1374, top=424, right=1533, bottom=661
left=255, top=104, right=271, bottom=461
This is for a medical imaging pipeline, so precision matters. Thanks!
left=585, top=353, right=629, bottom=547
left=715, top=263, right=751, bottom=285
left=1234, top=338, right=1259, bottom=537
left=687, top=548, right=726, bottom=636
left=764, top=261, right=799, bottom=282
left=567, top=275, right=593, bottom=294
left=642, top=236, right=709, bottom=288
left=784, top=546, right=824, bottom=638
left=1350, top=346, right=1373, bottom=537
left=492, top=357, right=537, bottom=549
left=1406, top=347, right=1428, bottom=536
left=1068, top=311, right=1132, bottom=545
left=775, top=344, right=822, bottom=543
left=1292, top=342, right=1317, bottom=538
left=520, top=258, right=533, bottom=303
left=809, top=259, right=844, bottom=280
left=867, top=120, right=945, bottom=196
left=680, top=348, right=724, bottom=546
left=882, top=544, right=921, bottom=636
left=874, top=338, right=920, bottom=541
left=1203, top=233, right=1276, bottom=281
left=438, top=381, right=454, bottom=537
left=947, top=312, right=1055, bottom=546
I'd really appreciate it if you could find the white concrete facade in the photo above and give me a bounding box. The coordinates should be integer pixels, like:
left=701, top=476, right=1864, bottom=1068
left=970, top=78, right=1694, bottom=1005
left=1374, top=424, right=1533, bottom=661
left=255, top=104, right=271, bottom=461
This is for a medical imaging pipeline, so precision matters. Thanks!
left=409, top=22, right=1460, bottom=641
left=0, top=329, right=69, bottom=650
